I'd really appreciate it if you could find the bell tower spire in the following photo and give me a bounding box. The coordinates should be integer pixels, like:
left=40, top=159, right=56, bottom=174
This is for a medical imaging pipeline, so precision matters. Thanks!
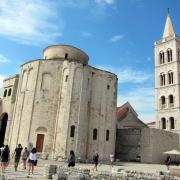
left=163, top=12, right=176, bottom=38
left=155, top=13, right=180, bottom=132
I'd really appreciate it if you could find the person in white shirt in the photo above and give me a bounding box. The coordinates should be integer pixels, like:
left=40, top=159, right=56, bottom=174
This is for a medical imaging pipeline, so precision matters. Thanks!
left=27, top=148, right=37, bottom=176
left=109, top=154, right=114, bottom=168
left=0, top=144, right=5, bottom=156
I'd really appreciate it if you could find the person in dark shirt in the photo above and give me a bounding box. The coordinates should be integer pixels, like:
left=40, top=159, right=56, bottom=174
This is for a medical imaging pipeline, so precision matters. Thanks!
left=1, top=145, right=10, bottom=173
left=13, top=144, right=23, bottom=172
left=92, top=152, right=99, bottom=171
left=68, top=150, right=75, bottom=167
left=165, top=155, right=171, bottom=170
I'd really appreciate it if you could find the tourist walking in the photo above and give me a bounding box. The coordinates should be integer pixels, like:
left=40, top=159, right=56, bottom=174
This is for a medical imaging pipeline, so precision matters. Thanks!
left=92, top=152, right=99, bottom=171
left=21, top=147, right=29, bottom=169
left=68, top=150, right=75, bottom=167
left=0, top=144, right=5, bottom=155
left=12, top=144, right=23, bottom=171
left=0, top=144, right=5, bottom=161
left=165, top=155, right=171, bottom=170
left=109, top=153, right=114, bottom=168
left=1, top=145, right=10, bottom=173
left=28, top=147, right=37, bottom=175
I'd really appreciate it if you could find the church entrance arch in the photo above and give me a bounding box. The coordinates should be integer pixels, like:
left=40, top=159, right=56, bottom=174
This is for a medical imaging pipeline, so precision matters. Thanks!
left=0, top=113, right=8, bottom=147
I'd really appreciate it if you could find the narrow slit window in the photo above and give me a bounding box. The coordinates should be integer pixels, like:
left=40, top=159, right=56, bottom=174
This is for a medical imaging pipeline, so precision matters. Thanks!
left=65, top=75, right=68, bottom=82
left=65, top=53, right=68, bottom=59
left=70, top=125, right=75, bottom=137
left=106, top=130, right=110, bottom=141
left=93, top=128, right=97, bottom=140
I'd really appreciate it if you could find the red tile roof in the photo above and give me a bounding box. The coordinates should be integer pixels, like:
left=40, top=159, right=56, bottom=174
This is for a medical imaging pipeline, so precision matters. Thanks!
left=117, top=102, right=138, bottom=121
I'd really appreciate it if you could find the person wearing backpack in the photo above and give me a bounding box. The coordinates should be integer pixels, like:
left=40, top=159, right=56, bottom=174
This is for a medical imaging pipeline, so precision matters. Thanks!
left=1, top=145, right=10, bottom=173
left=21, top=147, right=29, bottom=169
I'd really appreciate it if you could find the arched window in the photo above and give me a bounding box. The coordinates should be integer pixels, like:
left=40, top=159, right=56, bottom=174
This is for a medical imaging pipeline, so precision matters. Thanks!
left=8, top=88, right=12, bottom=96
left=178, top=49, right=180, bottom=61
left=70, top=125, right=75, bottom=137
left=169, top=95, right=174, bottom=107
left=160, top=73, right=165, bottom=86
left=93, top=128, right=97, bottom=140
left=3, top=89, right=7, bottom=97
left=161, top=118, right=166, bottom=129
left=169, top=117, right=175, bottom=129
left=161, top=96, right=166, bottom=108
left=106, top=130, right=109, bottom=141
left=169, top=95, right=174, bottom=103
left=167, top=49, right=173, bottom=62
left=159, top=51, right=165, bottom=64
left=168, top=71, right=173, bottom=84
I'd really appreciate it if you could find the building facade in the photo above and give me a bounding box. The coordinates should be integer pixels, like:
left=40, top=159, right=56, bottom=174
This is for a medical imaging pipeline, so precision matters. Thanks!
left=0, top=45, right=117, bottom=161
left=155, top=15, right=180, bottom=132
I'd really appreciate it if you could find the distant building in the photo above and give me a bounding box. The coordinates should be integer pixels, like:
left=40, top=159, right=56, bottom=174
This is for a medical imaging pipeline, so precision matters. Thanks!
left=147, top=121, right=156, bottom=128
left=0, top=45, right=117, bottom=161
left=117, top=102, right=147, bottom=129
left=116, top=102, right=148, bottom=162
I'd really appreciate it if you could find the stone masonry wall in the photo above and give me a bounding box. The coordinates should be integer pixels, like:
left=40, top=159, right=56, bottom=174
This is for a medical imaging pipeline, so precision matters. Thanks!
left=141, top=128, right=179, bottom=163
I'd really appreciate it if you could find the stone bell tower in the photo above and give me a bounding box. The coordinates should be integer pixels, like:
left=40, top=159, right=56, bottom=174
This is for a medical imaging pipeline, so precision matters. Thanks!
left=155, top=14, right=180, bottom=132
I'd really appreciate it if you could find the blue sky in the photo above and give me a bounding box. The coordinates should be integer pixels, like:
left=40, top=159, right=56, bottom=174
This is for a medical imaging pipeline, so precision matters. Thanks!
left=0, top=0, right=180, bottom=123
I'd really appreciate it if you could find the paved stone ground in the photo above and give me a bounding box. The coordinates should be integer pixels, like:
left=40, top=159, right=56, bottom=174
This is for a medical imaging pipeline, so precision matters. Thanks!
left=0, top=159, right=180, bottom=179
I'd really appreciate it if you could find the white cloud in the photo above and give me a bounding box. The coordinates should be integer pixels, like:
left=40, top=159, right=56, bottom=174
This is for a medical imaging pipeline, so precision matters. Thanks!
left=95, top=0, right=114, bottom=5
left=0, top=0, right=64, bottom=46
left=118, top=86, right=155, bottom=123
left=119, top=68, right=152, bottom=83
left=111, top=35, right=125, bottom=43
left=0, top=54, right=10, bottom=63
left=97, top=65, right=153, bottom=83
left=81, top=31, right=93, bottom=38
left=96, top=65, right=155, bottom=123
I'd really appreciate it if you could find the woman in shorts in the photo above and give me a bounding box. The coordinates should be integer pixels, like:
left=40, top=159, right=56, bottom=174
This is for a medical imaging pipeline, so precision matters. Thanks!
left=28, top=148, right=37, bottom=175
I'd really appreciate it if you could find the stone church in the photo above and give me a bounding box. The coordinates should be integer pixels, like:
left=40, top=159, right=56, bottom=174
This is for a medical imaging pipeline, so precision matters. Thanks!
left=155, top=14, right=180, bottom=132
left=1, top=14, right=180, bottom=164
left=0, top=45, right=117, bottom=161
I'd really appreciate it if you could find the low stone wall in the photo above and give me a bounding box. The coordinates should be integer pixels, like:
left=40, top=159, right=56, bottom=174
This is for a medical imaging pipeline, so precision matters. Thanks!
left=44, top=165, right=180, bottom=180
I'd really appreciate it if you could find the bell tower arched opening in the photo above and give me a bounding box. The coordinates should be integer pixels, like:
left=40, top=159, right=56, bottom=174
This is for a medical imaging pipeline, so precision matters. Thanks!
left=0, top=113, right=8, bottom=147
